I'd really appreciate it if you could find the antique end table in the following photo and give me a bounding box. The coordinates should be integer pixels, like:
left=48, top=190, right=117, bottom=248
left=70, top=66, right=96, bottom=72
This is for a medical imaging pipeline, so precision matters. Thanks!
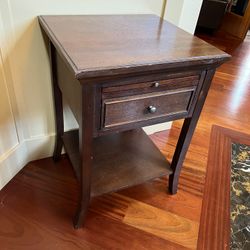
left=38, top=15, right=230, bottom=228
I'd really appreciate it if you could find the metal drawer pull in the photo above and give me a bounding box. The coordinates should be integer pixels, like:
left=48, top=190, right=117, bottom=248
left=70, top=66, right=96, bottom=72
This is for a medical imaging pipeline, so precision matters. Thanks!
left=153, top=82, right=160, bottom=87
left=147, top=105, right=157, bottom=113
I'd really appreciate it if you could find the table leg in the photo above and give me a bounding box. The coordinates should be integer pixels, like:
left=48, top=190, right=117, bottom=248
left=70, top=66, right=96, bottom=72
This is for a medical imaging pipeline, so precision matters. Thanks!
left=73, top=84, right=94, bottom=228
left=169, top=69, right=216, bottom=194
left=50, top=43, right=64, bottom=161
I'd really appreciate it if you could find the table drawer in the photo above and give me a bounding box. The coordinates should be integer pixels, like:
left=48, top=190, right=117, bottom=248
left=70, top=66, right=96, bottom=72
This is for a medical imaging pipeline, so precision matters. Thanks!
left=102, top=74, right=200, bottom=98
left=102, top=87, right=195, bottom=129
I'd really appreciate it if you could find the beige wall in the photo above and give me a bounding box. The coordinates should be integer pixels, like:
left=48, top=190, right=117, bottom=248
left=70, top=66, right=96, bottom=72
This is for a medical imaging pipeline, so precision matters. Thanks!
left=0, top=0, right=202, bottom=189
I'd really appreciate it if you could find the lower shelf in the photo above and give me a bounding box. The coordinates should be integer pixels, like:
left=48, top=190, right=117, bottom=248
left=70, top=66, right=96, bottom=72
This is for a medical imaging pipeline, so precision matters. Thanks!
left=62, top=128, right=172, bottom=197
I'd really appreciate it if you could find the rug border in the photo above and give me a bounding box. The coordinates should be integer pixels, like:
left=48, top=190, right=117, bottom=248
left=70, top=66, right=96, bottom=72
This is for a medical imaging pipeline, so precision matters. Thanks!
left=197, top=125, right=250, bottom=250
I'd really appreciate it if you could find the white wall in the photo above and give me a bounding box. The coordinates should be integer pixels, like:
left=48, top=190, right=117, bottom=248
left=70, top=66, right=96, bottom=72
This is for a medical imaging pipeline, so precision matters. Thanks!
left=178, top=0, right=203, bottom=34
left=0, top=0, right=202, bottom=190
left=165, top=0, right=184, bottom=26
left=165, top=0, right=203, bottom=34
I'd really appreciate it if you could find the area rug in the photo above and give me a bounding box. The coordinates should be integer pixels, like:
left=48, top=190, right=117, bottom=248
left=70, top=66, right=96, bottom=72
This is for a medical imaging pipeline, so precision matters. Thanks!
left=198, top=125, right=250, bottom=250
left=231, top=142, right=250, bottom=249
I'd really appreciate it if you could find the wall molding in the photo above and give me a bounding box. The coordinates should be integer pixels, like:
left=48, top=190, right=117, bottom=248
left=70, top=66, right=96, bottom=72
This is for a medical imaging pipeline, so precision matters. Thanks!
left=0, top=133, right=55, bottom=190
left=0, top=122, right=173, bottom=190
left=1, top=0, right=200, bottom=191
left=143, top=122, right=172, bottom=135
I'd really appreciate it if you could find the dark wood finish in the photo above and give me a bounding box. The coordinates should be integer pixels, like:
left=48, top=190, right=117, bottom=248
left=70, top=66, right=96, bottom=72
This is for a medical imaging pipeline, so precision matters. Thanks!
left=197, top=125, right=250, bottom=250
left=97, top=70, right=207, bottom=136
left=169, top=69, right=216, bottom=194
left=102, top=74, right=200, bottom=95
left=103, top=88, right=195, bottom=129
left=38, top=15, right=229, bottom=228
left=100, top=70, right=205, bottom=91
left=0, top=157, right=194, bottom=250
left=38, top=15, right=229, bottom=79
left=50, top=43, right=64, bottom=161
left=73, top=84, right=94, bottom=228
left=63, top=128, right=172, bottom=197
left=1, top=33, right=249, bottom=248
left=57, top=52, right=82, bottom=125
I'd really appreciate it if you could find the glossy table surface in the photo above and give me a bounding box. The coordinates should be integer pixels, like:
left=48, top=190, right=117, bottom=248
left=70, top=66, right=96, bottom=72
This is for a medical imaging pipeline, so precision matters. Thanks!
left=1, top=29, right=248, bottom=248
left=39, top=15, right=229, bottom=79
left=38, top=15, right=230, bottom=229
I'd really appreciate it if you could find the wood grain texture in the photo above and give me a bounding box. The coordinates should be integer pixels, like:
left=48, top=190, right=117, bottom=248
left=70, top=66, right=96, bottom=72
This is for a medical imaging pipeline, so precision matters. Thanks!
left=102, top=74, right=200, bottom=95
left=0, top=157, right=191, bottom=250
left=168, top=68, right=216, bottom=194
left=123, top=198, right=199, bottom=249
left=57, top=50, right=82, bottom=125
left=221, top=2, right=250, bottom=40
left=0, top=23, right=248, bottom=249
left=38, top=15, right=229, bottom=79
left=197, top=125, right=250, bottom=250
left=42, top=15, right=229, bottom=228
left=155, top=32, right=250, bottom=177
left=73, top=83, right=94, bottom=228
left=103, top=88, right=194, bottom=128
left=63, top=128, right=172, bottom=197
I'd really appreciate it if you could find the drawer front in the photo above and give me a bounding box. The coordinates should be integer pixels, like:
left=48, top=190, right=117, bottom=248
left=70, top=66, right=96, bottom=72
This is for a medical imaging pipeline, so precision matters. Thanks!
left=102, top=87, right=195, bottom=129
left=102, top=74, right=200, bottom=98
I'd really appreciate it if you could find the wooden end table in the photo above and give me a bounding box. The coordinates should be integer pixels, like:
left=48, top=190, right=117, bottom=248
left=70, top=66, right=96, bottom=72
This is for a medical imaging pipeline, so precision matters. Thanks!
left=38, top=15, right=229, bottom=228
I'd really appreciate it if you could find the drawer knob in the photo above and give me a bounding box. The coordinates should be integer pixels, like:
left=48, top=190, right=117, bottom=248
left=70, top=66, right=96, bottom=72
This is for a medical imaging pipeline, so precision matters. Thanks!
left=147, top=105, right=157, bottom=114
left=153, top=82, right=160, bottom=88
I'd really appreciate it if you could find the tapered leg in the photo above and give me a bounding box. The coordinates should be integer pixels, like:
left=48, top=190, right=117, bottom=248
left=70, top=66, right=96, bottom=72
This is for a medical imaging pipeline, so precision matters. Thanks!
left=50, top=42, right=64, bottom=162
left=169, top=69, right=216, bottom=194
left=169, top=117, right=195, bottom=194
left=73, top=187, right=91, bottom=228
left=73, top=84, right=94, bottom=229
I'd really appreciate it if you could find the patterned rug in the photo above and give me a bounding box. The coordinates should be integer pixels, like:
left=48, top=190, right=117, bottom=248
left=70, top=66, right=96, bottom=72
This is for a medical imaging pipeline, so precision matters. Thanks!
left=230, top=142, right=250, bottom=249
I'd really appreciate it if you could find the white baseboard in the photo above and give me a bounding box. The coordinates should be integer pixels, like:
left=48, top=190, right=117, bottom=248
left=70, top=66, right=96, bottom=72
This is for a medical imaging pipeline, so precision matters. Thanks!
left=143, top=122, right=172, bottom=135
left=0, top=122, right=172, bottom=190
left=0, top=134, right=55, bottom=190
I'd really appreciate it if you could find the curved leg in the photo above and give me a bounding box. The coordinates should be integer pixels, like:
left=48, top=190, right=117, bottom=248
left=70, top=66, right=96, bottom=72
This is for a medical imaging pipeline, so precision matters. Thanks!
left=169, top=118, right=193, bottom=194
left=50, top=42, right=63, bottom=162
left=169, top=69, right=216, bottom=194
left=73, top=138, right=92, bottom=229
left=73, top=194, right=91, bottom=229
left=52, top=83, right=63, bottom=162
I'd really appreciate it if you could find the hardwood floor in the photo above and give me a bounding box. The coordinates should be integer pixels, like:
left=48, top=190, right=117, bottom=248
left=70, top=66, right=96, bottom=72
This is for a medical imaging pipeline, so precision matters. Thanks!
left=0, top=34, right=250, bottom=249
left=159, top=33, right=250, bottom=179
left=198, top=125, right=250, bottom=250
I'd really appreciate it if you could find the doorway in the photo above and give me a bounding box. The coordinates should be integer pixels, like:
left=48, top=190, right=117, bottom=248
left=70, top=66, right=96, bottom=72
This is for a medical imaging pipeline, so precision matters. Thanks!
left=221, top=0, right=250, bottom=40
left=195, top=0, right=250, bottom=41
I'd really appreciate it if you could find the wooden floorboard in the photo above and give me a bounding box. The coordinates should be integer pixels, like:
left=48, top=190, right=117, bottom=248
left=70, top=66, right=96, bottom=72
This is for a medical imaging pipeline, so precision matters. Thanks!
left=197, top=125, right=250, bottom=250
left=123, top=198, right=199, bottom=249
left=1, top=34, right=250, bottom=249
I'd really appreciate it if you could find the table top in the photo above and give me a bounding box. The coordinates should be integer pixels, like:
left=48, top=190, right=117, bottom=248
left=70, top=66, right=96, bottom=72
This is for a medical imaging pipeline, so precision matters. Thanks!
left=39, top=15, right=229, bottom=79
